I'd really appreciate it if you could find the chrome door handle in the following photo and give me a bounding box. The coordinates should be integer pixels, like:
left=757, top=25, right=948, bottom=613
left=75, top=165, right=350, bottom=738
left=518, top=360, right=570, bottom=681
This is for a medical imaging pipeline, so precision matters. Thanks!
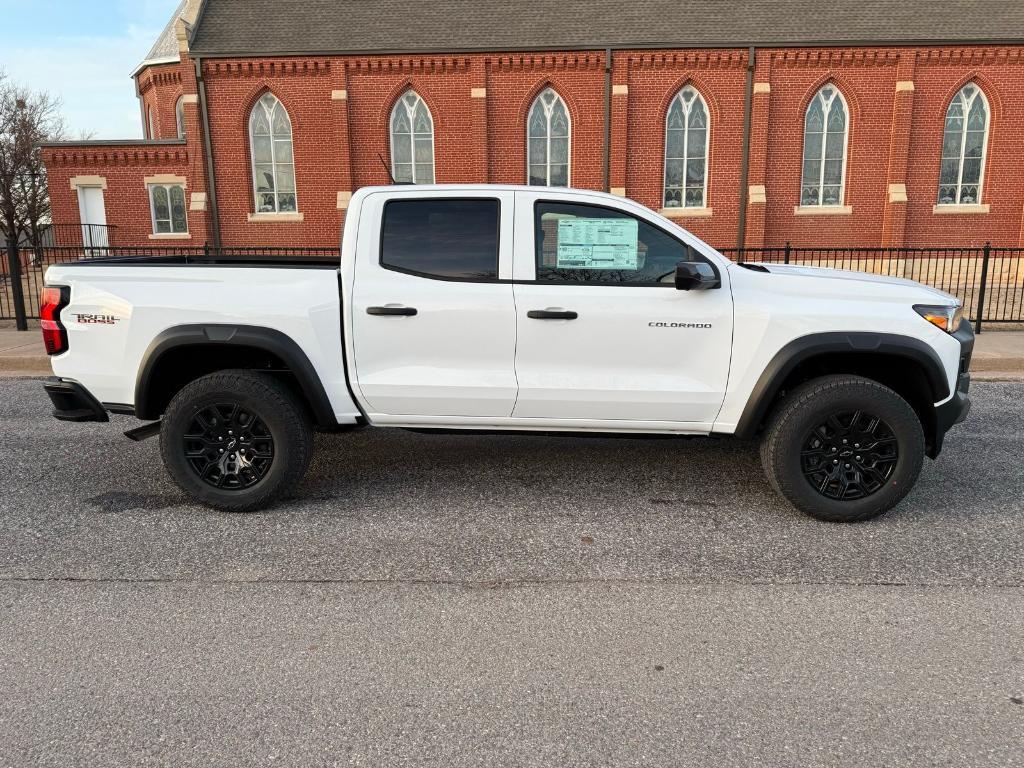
left=367, top=306, right=417, bottom=316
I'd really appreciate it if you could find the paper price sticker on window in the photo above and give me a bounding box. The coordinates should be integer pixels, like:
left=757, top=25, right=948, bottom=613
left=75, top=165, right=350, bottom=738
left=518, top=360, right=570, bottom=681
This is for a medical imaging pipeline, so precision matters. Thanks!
left=556, top=218, right=639, bottom=270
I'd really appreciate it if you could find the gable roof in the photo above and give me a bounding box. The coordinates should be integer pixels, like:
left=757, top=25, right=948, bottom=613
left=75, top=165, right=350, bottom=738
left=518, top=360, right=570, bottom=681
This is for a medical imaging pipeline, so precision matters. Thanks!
left=134, top=0, right=187, bottom=74
left=188, top=0, right=1024, bottom=57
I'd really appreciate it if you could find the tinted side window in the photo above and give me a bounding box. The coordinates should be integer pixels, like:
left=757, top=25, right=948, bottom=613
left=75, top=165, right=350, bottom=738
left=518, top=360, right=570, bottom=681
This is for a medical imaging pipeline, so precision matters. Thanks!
left=534, top=201, right=691, bottom=284
left=381, top=199, right=500, bottom=280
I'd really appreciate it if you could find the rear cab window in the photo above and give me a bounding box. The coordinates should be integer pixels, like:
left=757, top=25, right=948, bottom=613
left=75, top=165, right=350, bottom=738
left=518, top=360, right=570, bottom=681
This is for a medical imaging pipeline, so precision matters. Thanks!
left=380, top=199, right=500, bottom=281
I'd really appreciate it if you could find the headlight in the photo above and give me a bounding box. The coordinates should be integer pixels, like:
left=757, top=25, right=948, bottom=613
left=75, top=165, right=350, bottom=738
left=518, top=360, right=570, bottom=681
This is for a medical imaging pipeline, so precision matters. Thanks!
left=913, top=303, right=963, bottom=333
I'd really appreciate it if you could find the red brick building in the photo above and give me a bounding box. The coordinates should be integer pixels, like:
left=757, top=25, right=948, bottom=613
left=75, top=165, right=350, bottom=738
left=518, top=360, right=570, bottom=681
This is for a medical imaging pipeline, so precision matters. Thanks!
left=41, top=0, right=1024, bottom=250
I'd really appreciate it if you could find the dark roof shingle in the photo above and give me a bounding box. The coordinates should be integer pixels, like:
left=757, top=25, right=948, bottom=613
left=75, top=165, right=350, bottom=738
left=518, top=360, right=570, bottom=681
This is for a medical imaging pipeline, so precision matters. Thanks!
left=189, top=0, right=1024, bottom=56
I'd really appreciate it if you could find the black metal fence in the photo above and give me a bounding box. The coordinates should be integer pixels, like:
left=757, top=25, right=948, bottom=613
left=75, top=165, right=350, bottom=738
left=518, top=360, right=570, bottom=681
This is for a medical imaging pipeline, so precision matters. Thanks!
left=3, top=241, right=1023, bottom=332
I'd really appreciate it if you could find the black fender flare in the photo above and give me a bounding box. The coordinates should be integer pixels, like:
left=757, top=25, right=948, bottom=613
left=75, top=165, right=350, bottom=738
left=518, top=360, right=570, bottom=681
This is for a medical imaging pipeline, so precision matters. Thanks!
left=733, top=332, right=951, bottom=439
left=135, top=324, right=337, bottom=426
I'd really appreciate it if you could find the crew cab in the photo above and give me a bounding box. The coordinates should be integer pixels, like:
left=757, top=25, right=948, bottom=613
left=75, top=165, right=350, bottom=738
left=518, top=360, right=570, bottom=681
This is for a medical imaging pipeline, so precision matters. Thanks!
left=40, top=185, right=973, bottom=522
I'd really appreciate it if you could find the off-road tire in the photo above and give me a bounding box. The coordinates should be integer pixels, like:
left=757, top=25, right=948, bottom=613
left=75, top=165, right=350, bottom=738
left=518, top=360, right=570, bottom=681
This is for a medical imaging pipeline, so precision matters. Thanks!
left=760, top=375, right=925, bottom=523
left=160, top=370, right=313, bottom=512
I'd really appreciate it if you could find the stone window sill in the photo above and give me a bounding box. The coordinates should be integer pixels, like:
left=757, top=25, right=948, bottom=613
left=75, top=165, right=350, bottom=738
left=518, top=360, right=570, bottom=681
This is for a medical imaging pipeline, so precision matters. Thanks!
left=933, top=204, right=990, bottom=215
left=149, top=232, right=191, bottom=240
left=659, top=207, right=713, bottom=219
left=248, top=212, right=305, bottom=223
left=793, top=205, right=853, bottom=216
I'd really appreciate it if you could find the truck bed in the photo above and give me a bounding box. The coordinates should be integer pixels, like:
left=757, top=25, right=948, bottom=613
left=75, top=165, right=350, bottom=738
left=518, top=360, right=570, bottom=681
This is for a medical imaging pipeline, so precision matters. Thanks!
left=44, top=259, right=361, bottom=424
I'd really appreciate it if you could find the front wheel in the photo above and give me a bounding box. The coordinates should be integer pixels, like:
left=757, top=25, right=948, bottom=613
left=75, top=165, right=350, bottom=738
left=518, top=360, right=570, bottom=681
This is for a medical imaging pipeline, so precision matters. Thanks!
left=160, top=370, right=313, bottom=512
left=760, top=375, right=925, bottom=522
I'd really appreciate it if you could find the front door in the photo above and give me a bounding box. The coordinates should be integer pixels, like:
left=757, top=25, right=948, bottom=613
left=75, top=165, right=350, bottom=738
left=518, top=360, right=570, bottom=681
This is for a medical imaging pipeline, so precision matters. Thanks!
left=75, top=185, right=108, bottom=252
left=350, top=191, right=518, bottom=418
left=511, top=193, right=734, bottom=427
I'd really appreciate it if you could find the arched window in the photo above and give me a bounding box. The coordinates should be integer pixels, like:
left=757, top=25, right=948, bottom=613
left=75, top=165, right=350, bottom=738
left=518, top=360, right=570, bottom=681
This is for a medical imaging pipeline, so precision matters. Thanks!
left=800, top=85, right=848, bottom=207
left=175, top=96, right=186, bottom=139
left=390, top=91, right=434, bottom=184
left=938, top=84, right=989, bottom=205
left=527, top=88, right=570, bottom=186
left=664, top=86, right=709, bottom=209
left=249, top=93, right=297, bottom=214
left=147, top=107, right=156, bottom=140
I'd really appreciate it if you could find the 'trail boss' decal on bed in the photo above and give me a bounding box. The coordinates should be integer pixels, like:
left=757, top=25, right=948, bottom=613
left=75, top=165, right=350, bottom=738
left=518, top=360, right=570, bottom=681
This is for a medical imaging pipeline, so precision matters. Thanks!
left=74, top=313, right=120, bottom=325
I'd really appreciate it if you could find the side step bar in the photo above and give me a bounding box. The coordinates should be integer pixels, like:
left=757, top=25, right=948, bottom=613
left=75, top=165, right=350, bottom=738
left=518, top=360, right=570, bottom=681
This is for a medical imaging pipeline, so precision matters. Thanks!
left=124, top=421, right=162, bottom=442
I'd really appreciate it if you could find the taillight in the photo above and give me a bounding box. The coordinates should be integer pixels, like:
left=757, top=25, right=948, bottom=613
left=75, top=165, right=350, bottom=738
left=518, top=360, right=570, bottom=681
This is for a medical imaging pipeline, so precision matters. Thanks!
left=40, top=286, right=70, bottom=356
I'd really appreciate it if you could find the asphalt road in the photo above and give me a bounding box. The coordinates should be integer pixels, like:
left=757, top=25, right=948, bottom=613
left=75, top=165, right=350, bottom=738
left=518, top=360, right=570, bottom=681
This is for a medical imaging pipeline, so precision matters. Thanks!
left=1, top=378, right=1022, bottom=766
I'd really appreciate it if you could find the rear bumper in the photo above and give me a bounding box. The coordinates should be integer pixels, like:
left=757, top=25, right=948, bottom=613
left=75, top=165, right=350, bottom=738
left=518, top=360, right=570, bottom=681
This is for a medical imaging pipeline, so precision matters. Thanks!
left=43, top=377, right=109, bottom=423
left=929, top=319, right=974, bottom=457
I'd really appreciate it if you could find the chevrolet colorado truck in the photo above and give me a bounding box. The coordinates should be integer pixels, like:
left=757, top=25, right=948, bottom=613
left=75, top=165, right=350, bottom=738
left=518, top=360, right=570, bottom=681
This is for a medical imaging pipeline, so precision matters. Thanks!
left=40, top=185, right=973, bottom=522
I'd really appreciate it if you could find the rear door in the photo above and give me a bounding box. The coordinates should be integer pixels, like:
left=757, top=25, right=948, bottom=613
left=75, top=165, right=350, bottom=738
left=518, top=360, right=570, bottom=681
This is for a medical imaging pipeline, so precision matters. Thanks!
left=350, top=190, right=518, bottom=418
left=510, top=191, right=733, bottom=427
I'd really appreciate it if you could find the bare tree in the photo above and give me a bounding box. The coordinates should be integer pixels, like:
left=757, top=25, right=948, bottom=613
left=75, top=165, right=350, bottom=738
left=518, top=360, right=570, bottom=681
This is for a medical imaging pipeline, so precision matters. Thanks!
left=0, top=69, right=68, bottom=247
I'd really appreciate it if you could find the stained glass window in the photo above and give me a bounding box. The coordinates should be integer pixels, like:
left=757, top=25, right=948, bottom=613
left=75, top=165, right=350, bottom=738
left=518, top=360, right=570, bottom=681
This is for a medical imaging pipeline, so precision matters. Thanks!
left=248, top=94, right=297, bottom=214
left=800, top=86, right=848, bottom=207
left=937, top=84, right=989, bottom=205
left=149, top=184, right=188, bottom=234
left=527, top=88, right=570, bottom=187
left=390, top=91, right=435, bottom=184
left=664, top=86, right=709, bottom=208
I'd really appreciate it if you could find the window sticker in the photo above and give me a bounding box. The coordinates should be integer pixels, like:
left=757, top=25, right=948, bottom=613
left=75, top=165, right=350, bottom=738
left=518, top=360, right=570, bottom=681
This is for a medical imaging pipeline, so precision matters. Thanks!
left=556, top=218, right=639, bottom=270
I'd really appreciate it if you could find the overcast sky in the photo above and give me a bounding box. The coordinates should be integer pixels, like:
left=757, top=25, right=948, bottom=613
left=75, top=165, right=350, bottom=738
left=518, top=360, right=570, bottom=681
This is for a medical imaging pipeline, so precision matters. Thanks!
left=0, top=0, right=181, bottom=139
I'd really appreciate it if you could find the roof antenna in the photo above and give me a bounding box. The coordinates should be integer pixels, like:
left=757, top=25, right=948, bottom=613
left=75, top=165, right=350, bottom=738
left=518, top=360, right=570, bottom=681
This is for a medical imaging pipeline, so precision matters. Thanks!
left=378, top=153, right=398, bottom=184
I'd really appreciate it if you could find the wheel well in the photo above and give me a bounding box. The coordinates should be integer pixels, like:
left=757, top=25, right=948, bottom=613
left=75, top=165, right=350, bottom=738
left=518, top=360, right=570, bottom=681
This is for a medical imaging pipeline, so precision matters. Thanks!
left=138, top=344, right=313, bottom=422
left=759, top=352, right=938, bottom=448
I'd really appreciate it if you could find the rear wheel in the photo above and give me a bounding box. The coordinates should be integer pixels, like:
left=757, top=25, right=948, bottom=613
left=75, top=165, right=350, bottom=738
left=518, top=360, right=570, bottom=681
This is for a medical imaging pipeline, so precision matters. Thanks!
left=760, top=375, right=925, bottom=522
left=160, top=370, right=313, bottom=512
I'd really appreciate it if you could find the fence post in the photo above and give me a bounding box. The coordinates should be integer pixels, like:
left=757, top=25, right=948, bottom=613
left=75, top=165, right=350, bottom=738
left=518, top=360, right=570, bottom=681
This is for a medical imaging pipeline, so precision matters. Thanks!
left=974, top=241, right=991, bottom=335
left=5, top=241, right=29, bottom=331
left=784, top=241, right=792, bottom=265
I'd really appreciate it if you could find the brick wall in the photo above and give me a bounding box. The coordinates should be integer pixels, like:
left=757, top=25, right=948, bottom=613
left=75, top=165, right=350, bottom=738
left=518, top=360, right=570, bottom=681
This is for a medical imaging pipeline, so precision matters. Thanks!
left=904, top=50, right=1024, bottom=247
left=43, top=44, right=1024, bottom=249
left=43, top=144, right=204, bottom=246
left=138, top=62, right=185, bottom=140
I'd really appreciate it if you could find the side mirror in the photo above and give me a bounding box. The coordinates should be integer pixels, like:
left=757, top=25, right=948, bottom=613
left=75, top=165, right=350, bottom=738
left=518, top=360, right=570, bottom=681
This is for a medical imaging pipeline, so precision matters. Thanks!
left=675, top=261, right=720, bottom=291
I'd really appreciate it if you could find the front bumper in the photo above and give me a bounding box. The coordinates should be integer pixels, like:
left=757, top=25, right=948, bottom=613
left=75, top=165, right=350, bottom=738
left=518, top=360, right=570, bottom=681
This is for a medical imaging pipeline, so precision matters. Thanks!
left=929, top=319, right=974, bottom=457
left=43, top=377, right=109, bottom=423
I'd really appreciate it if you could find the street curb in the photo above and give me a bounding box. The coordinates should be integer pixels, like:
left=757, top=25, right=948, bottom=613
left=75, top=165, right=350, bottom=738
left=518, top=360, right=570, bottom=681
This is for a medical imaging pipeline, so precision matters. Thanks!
left=973, top=371, right=1024, bottom=382
left=0, top=360, right=51, bottom=375
left=972, top=360, right=1024, bottom=373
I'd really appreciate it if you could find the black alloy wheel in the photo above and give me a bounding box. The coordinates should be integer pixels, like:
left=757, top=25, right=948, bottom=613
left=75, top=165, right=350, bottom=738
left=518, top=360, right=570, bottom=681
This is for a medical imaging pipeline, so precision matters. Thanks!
left=800, top=410, right=899, bottom=500
left=183, top=402, right=275, bottom=490
left=760, top=375, right=925, bottom=523
left=161, top=370, right=313, bottom=512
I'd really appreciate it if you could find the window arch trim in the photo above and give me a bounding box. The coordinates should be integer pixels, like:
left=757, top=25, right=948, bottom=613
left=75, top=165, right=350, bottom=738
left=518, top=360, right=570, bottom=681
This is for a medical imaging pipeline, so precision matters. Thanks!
left=526, top=86, right=572, bottom=187
left=662, top=84, right=710, bottom=210
left=389, top=90, right=436, bottom=185
left=799, top=84, right=850, bottom=208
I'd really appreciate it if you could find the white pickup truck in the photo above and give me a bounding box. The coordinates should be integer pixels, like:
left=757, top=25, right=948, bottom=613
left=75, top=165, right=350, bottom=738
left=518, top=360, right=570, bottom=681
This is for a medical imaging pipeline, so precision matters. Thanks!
left=40, top=185, right=973, bottom=522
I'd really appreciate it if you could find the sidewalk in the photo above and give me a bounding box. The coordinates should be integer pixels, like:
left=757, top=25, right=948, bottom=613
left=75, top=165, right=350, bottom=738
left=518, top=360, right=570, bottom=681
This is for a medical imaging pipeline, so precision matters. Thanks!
left=0, top=326, right=51, bottom=377
left=967, top=329, right=1024, bottom=380
left=2, top=326, right=1023, bottom=379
